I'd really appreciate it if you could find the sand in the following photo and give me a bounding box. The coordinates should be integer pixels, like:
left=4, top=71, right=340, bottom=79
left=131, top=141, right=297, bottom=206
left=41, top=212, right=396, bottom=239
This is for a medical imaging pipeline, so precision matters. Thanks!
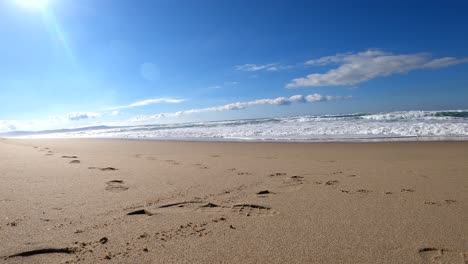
left=0, top=138, right=467, bottom=263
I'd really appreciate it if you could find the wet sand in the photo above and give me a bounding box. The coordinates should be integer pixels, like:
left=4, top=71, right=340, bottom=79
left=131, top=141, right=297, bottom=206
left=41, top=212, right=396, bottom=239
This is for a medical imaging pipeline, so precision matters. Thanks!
left=0, top=139, right=467, bottom=263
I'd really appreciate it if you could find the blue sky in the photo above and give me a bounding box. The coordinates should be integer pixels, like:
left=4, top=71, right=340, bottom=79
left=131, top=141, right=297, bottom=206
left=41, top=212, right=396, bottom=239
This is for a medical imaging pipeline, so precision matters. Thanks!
left=0, top=0, right=467, bottom=132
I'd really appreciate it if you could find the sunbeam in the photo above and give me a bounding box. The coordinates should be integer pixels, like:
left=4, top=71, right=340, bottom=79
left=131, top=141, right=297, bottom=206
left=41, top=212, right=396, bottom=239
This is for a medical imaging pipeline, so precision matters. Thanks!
left=40, top=8, right=77, bottom=67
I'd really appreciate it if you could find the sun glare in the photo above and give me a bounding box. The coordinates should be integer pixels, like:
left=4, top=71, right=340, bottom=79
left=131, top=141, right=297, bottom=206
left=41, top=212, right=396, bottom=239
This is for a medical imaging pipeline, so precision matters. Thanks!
left=15, top=0, right=49, bottom=9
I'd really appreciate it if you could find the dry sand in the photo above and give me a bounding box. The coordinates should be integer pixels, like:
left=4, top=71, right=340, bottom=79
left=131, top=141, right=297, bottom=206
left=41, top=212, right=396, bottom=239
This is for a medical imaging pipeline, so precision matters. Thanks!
left=0, top=138, right=467, bottom=263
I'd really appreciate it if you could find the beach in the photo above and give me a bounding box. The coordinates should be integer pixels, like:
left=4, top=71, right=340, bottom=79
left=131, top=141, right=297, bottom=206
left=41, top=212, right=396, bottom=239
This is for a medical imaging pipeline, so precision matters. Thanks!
left=0, top=138, right=467, bottom=263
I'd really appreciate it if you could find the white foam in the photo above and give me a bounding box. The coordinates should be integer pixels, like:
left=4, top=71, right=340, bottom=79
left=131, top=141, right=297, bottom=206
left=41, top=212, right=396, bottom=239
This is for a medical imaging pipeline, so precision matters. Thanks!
left=11, top=110, right=468, bottom=142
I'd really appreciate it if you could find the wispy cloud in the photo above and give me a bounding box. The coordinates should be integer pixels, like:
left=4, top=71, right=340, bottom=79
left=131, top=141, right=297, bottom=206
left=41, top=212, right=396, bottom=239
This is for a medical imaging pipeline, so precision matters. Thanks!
left=110, top=98, right=186, bottom=110
left=130, top=94, right=349, bottom=123
left=235, top=63, right=292, bottom=72
left=0, top=120, right=17, bottom=132
left=63, top=112, right=101, bottom=121
left=287, top=49, right=468, bottom=88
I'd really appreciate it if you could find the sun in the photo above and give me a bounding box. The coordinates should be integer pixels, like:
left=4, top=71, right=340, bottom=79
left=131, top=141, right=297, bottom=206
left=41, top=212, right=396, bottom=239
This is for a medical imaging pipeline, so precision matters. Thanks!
left=15, top=0, right=50, bottom=9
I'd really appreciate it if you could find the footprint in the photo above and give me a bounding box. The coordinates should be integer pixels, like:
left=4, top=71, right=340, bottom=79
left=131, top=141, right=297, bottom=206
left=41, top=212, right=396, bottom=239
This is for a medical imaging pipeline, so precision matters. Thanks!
left=127, top=209, right=154, bottom=216
left=325, top=180, right=339, bottom=186
left=256, top=190, right=273, bottom=195
left=356, top=189, right=372, bottom=194
left=401, top=189, right=415, bottom=193
left=424, top=201, right=441, bottom=206
left=153, top=201, right=225, bottom=214
left=418, top=247, right=462, bottom=263
left=444, top=199, right=456, bottom=205
left=198, top=203, right=225, bottom=213
left=269, top=172, right=287, bottom=177
left=62, top=155, right=78, bottom=159
left=88, top=167, right=118, bottom=171
left=158, top=201, right=203, bottom=209
left=105, top=180, right=129, bottom=192
left=69, top=160, right=81, bottom=164
left=7, top=247, right=76, bottom=259
left=231, top=204, right=278, bottom=217
left=194, top=164, right=209, bottom=169
left=418, top=248, right=443, bottom=263
left=340, top=189, right=372, bottom=194
left=290, top=175, right=304, bottom=180
left=274, top=175, right=306, bottom=192
left=425, top=200, right=456, bottom=206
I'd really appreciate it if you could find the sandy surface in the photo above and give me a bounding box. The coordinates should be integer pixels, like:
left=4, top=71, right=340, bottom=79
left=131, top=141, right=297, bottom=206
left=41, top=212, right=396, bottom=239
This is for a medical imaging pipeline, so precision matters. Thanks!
left=0, top=139, right=467, bottom=263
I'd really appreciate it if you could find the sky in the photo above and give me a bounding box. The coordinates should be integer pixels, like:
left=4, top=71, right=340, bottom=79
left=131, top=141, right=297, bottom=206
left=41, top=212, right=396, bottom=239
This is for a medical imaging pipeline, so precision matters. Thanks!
left=0, top=0, right=467, bottom=132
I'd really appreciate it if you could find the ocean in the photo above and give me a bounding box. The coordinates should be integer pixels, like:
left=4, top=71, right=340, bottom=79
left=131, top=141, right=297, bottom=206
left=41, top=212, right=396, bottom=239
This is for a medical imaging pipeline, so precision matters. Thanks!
left=4, top=110, right=468, bottom=142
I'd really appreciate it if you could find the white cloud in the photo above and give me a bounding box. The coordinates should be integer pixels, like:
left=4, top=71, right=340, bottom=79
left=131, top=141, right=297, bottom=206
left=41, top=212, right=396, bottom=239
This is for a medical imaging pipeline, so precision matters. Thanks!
left=130, top=94, right=349, bottom=123
left=110, top=98, right=186, bottom=110
left=63, top=112, right=101, bottom=121
left=110, top=110, right=121, bottom=116
left=287, top=49, right=468, bottom=88
left=0, top=120, right=17, bottom=132
left=235, top=63, right=292, bottom=72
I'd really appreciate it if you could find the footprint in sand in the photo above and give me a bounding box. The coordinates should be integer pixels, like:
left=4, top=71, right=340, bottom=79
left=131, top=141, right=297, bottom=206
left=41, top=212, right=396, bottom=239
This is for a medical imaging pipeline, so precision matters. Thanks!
left=325, top=180, right=339, bottom=186
left=149, top=201, right=226, bottom=214
left=256, top=190, right=274, bottom=195
left=418, top=247, right=465, bottom=263
left=269, top=172, right=287, bottom=177
left=269, top=175, right=306, bottom=192
left=194, top=163, right=210, bottom=169
left=425, top=200, right=457, bottom=206
left=418, top=248, right=443, bottom=263
left=356, top=189, right=372, bottom=194
left=401, top=188, right=415, bottom=193
left=105, top=180, right=129, bottom=192
left=88, top=167, right=118, bottom=171
left=127, top=209, right=154, bottom=216
left=339, top=189, right=372, bottom=194
left=444, top=199, right=456, bottom=205
left=134, top=154, right=157, bottom=160
left=69, top=160, right=81, bottom=164
left=231, top=204, right=278, bottom=217
left=62, top=155, right=78, bottom=159
left=6, top=248, right=76, bottom=259
left=144, top=200, right=279, bottom=217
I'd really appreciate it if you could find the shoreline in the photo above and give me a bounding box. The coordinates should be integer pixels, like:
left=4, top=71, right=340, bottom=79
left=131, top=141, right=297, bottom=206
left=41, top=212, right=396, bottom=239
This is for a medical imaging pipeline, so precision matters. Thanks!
left=3, top=135, right=468, bottom=143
